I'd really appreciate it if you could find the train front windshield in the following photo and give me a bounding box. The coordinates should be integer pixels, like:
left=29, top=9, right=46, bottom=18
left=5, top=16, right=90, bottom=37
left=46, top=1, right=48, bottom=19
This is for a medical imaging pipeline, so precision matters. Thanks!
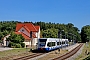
left=39, top=39, right=47, bottom=47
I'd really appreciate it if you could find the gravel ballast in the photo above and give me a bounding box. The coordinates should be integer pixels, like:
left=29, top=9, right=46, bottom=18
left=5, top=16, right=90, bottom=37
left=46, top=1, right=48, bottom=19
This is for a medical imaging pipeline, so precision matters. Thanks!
left=66, top=44, right=84, bottom=60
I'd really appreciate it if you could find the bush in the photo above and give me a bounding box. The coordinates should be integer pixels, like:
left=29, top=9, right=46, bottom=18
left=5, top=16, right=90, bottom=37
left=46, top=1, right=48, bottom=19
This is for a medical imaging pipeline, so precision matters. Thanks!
left=0, top=40, right=2, bottom=43
left=8, top=42, right=15, bottom=47
left=15, top=44, right=21, bottom=48
left=8, top=42, right=25, bottom=48
left=20, top=43, right=25, bottom=48
left=83, top=55, right=90, bottom=60
left=8, top=42, right=11, bottom=47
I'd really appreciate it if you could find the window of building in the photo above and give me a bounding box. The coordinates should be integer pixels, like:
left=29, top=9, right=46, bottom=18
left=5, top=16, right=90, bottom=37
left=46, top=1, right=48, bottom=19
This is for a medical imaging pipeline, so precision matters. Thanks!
left=22, top=29, right=24, bottom=32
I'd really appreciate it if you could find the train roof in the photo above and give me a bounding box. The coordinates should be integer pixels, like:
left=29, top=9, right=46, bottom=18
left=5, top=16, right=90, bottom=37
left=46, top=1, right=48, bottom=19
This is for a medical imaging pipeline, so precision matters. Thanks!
left=38, top=38, right=68, bottom=41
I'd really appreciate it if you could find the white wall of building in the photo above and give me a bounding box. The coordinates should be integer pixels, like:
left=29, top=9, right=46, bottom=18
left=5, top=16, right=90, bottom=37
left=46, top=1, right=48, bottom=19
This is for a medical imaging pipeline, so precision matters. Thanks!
left=3, top=35, right=10, bottom=46
left=19, top=27, right=30, bottom=37
left=33, top=38, right=38, bottom=45
left=23, top=38, right=38, bottom=47
left=35, top=28, right=40, bottom=38
left=38, top=28, right=40, bottom=38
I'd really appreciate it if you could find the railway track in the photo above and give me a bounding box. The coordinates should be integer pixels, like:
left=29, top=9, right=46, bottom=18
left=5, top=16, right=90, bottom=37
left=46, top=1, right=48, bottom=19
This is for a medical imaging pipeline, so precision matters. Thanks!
left=13, top=43, right=83, bottom=60
left=13, top=53, right=46, bottom=60
left=52, top=43, right=83, bottom=60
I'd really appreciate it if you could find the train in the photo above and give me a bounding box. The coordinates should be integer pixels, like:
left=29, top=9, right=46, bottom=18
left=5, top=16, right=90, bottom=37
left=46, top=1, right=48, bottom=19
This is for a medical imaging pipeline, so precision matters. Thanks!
left=37, top=38, right=69, bottom=51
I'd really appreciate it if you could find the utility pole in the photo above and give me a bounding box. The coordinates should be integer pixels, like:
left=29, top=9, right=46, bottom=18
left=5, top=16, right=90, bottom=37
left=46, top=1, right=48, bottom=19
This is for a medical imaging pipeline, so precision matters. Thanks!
left=57, top=30, right=64, bottom=53
left=30, top=31, right=32, bottom=51
left=58, top=30, right=60, bottom=53
left=58, top=30, right=60, bottom=45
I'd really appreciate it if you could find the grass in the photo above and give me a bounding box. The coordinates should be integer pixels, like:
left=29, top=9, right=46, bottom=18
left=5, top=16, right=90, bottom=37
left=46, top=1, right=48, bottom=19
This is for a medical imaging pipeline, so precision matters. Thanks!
left=37, top=49, right=68, bottom=60
left=1, top=44, right=89, bottom=60
left=0, top=48, right=28, bottom=57
left=0, top=48, right=32, bottom=60
left=75, top=42, right=90, bottom=60
left=0, top=45, right=37, bottom=60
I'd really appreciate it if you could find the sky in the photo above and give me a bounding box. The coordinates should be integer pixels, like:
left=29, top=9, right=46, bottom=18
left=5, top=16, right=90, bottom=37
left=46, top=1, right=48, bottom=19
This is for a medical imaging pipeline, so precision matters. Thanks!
left=0, top=0, right=90, bottom=31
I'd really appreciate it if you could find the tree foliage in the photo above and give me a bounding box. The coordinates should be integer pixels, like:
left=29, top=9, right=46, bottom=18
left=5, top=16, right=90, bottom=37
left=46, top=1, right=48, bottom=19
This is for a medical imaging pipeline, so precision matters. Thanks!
left=7, top=32, right=25, bottom=48
left=0, top=21, right=81, bottom=43
left=41, top=28, right=58, bottom=38
left=7, top=32, right=24, bottom=43
left=0, top=21, right=18, bottom=40
left=81, top=25, right=90, bottom=43
left=33, top=22, right=81, bottom=42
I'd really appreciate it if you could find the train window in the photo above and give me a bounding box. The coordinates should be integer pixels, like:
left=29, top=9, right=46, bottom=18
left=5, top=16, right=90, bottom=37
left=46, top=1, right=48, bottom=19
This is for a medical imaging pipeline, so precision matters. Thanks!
left=62, top=42, right=63, bottom=44
left=64, top=42, right=65, bottom=44
left=62, top=41, right=65, bottom=44
left=57, top=42, right=61, bottom=45
left=63, top=42, right=64, bottom=44
left=60, top=42, right=61, bottom=45
left=39, top=39, right=47, bottom=46
left=39, top=39, right=47, bottom=42
left=52, top=42, right=55, bottom=46
left=57, top=42, right=59, bottom=45
left=47, top=42, right=55, bottom=47
left=47, top=42, right=51, bottom=47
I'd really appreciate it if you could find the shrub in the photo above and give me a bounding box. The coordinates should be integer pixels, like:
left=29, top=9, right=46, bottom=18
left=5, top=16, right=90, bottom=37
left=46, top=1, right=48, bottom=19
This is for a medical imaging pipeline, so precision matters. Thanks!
left=20, top=43, right=25, bottom=48
left=8, top=42, right=11, bottom=47
left=8, top=42, right=25, bottom=48
left=83, top=55, right=90, bottom=60
left=15, top=44, right=21, bottom=48
left=0, top=40, right=2, bottom=43
left=8, top=42, right=15, bottom=47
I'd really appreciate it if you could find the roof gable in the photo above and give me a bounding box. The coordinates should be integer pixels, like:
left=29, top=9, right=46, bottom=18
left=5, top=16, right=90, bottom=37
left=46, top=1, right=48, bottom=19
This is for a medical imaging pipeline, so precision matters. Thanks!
left=22, top=25, right=30, bottom=32
left=15, top=32, right=36, bottom=40
left=15, top=23, right=40, bottom=40
left=15, top=32, right=30, bottom=40
left=15, top=23, right=38, bottom=32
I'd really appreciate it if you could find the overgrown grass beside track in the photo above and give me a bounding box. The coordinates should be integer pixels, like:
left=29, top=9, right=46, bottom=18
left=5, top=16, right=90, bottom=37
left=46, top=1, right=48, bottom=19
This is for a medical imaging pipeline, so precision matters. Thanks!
left=75, top=42, right=90, bottom=60
left=37, top=49, right=68, bottom=60
left=0, top=48, right=32, bottom=60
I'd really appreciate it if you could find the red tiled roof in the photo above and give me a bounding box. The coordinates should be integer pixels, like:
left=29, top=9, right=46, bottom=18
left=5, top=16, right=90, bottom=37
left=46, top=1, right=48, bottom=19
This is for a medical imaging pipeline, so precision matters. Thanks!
left=16, top=23, right=23, bottom=32
left=15, top=23, right=39, bottom=40
left=35, top=26, right=40, bottom=31
left=15, top=23, right=38, bottom=32
left=15, top=32, right=30, bottom=40
left=23, top=25, right=30, bottom=32
left=15, top=32, right=37, bottom=40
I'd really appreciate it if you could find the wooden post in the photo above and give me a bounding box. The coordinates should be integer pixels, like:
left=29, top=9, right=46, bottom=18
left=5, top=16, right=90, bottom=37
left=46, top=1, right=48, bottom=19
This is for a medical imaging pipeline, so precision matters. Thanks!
left=30, top=31, right=32, bottom=51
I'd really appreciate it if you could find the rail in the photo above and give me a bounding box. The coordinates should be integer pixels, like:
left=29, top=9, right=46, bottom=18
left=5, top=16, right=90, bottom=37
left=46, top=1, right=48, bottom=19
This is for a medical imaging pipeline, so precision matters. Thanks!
left=52, top=43, right=83, bottom=60
left=13, top=53, right=45, bottom=60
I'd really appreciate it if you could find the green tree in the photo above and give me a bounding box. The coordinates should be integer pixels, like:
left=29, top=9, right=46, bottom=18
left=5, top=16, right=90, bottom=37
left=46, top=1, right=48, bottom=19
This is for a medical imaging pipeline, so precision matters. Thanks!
left=81, top=25, right=90, bottom=43
left=33, top=21, right=81, bottom=42
left=42, top=28, right=58, bottom=38
left=7, top=32, right=25, bottom=48
left=0, top=21, right=81, bottom=43
left=0, top=21, right=18, bottom=41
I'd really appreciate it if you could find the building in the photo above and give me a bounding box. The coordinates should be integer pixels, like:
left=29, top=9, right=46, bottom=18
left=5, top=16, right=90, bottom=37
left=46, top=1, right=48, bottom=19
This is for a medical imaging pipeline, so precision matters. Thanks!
left=15, top=23, right=40, bottom=47
left=2, top=34, right=10, bottom=46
